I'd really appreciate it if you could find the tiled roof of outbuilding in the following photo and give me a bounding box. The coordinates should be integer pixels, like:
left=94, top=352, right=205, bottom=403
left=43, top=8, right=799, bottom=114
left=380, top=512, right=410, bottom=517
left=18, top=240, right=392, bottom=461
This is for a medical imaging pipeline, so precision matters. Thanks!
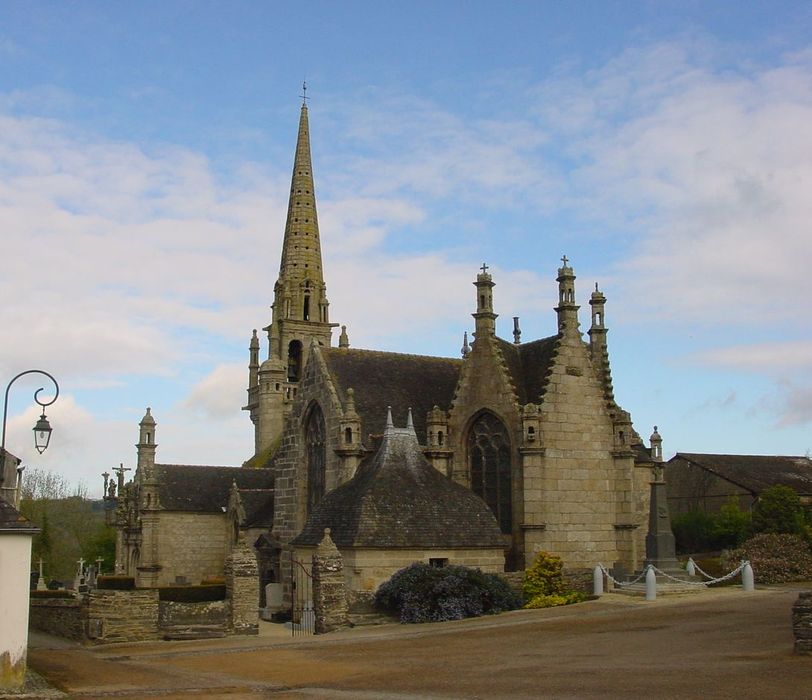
left=321, top=348, right=462, bottom=442
left=292, top=418, right=504, bottom=550
left=494, top=335, right=559, bottom=405
left=154, top=464, right=274, bottom=513
left=0, top=498, right=39, bottom=533
left=670, top=453, right=812, bottom=496
left=237, top=489, right=275, bottom=527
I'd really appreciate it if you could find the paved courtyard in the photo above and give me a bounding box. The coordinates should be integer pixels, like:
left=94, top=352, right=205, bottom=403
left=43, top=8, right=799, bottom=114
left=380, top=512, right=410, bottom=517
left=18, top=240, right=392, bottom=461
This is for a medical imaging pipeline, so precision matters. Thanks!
left=11, top=585, right=812, bottom=699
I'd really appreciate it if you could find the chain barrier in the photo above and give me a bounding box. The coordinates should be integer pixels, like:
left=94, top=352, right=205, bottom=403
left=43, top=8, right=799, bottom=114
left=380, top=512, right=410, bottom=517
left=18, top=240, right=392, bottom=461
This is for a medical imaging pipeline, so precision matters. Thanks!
left=597, top=560, right=750, bottom=589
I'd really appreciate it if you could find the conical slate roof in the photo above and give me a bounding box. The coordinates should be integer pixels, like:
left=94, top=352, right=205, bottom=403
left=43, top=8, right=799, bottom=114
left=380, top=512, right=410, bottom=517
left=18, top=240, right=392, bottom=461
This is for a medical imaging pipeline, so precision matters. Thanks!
left=292, top=411, right=504, bottom=549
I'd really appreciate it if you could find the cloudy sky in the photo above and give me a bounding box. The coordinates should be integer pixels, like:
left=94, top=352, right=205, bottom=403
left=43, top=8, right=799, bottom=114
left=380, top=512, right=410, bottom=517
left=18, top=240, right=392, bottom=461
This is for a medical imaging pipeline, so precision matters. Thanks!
left=1, top=1, right=810, bottom=496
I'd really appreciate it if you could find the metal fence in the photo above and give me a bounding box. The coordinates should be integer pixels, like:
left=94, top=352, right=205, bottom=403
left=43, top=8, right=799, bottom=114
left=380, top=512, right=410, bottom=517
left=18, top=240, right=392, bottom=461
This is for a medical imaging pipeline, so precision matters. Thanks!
left=291, top=555, right=314, bottom=636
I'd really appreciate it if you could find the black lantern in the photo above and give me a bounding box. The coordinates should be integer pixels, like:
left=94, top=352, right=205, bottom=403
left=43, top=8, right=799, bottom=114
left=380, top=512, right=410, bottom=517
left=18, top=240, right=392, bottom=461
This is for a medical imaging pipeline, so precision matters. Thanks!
left=33, top=411, right=53, bottom=454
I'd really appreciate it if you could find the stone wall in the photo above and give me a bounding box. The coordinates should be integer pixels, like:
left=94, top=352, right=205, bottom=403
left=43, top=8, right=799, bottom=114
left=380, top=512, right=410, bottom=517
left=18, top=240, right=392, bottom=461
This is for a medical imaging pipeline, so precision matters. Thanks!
left=158, top=600, right=226, bottom=628
left=793, top=591, right=812, bottom=655
left=225, top=542, right=259, bottom=635
left=340, top=547, right=505, bottom=593
left=29, top=597, right=84, bottom=641
left=86, top=589, right=159, bottom=643
left=312, top=530, right=348, bottom=634
left=532, top=337, right=640, bottom=571
left=155, top=512, right=228, bottom=586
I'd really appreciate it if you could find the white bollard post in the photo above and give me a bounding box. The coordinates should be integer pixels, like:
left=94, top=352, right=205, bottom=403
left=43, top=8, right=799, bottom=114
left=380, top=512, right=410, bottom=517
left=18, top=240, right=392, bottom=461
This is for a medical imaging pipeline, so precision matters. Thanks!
left=742, top=561, right=754, bottom=592
left=593, top=565, right=603, bottom=596
left=686, top=558, right=696, bottom=577
left=645, top=565, right=657, bottom=601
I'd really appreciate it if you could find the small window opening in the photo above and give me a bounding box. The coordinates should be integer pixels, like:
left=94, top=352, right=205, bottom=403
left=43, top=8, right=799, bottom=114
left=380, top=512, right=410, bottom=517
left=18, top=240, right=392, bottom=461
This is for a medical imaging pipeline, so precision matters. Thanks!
left=275, top=383, right=280, bottom=391
left=145, top=432, right=151, bottom=444
left=480, top=294, right=485, bottom=308
left=429, top=558, right=448, bottom=568
left=345, top=427, right=353, bottom=444
left=619, top=430, right=626, bottom=445
left=437, top=430, right=444, bottom=446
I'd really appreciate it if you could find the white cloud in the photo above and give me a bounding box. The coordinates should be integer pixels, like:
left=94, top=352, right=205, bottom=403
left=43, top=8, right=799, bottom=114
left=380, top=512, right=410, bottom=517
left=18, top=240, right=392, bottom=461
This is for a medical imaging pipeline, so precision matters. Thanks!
left=695, top=341, right=812, bottom=372
left=181, top=363, right=247, bottom=419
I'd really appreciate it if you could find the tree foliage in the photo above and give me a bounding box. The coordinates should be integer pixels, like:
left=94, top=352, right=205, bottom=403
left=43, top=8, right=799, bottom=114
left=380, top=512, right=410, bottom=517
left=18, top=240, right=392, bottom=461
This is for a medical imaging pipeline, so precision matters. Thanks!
left=671, top=498, right=751, bottom=553
left=20, top=468, right=113, bottom=581
left=751, top=485, right=806, bottom=536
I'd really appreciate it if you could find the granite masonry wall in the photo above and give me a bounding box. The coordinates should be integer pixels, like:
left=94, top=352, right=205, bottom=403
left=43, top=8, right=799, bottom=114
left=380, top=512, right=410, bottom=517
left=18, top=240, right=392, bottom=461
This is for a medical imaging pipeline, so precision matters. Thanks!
left=225, top=542, right=260, bottom=635
left=29, top=597, right=84, bottom=641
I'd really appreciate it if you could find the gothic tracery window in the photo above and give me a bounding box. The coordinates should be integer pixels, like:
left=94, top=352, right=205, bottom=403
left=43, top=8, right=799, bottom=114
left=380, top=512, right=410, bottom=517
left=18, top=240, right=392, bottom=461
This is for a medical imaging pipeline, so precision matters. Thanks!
left=306, top=404, right=326, bottom=515
left=468, top=412, right=512, bottom=534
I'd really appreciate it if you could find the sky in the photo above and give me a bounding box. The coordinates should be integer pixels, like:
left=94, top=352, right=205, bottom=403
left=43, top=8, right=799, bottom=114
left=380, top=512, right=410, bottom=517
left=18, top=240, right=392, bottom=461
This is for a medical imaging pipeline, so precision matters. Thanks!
left=1, top=1, right=810, bottom=496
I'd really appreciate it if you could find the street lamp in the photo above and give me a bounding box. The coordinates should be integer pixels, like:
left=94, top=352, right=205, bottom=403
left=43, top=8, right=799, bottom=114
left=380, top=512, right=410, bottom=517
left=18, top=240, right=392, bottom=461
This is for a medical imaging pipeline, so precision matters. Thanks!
left=1, top=369, right=60, bottom=457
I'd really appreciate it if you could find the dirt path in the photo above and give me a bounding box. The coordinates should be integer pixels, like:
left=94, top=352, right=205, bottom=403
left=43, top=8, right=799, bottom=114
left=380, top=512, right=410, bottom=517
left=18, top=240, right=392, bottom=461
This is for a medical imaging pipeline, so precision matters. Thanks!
left=17, top=586, right=812, bottom=699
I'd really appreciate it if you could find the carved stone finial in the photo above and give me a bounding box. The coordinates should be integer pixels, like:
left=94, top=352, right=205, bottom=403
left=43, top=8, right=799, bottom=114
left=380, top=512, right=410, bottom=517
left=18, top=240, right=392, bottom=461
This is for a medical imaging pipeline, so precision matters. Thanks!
left=386, top=406, right=393, bottom=430
left=339, top=324, right=349, bottom=349
left=406, top=407, right=414, bottom=431
left=316, top=526, right=340, bottom=556
left=461, top=331, right=471, bottom=358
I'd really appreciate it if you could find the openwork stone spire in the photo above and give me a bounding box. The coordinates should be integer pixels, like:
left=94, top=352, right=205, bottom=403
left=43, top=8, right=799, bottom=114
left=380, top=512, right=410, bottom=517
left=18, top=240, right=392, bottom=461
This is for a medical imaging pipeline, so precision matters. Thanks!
left=278, top=102, right=325, bottom=284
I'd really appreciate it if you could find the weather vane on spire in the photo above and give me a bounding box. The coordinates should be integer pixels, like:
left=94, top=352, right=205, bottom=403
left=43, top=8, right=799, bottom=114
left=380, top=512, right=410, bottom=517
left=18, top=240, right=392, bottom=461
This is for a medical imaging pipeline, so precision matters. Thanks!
left=301, top=80, right=309, bottom=105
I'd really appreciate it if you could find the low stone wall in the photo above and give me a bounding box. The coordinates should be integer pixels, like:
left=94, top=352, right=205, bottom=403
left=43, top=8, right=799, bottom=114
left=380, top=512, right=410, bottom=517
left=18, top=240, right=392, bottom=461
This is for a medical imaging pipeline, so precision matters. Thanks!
left=29, top=597, right=84, bottom=641
left=793, top=591, right=812, bottom=655
left=158, top=600, right=226, bottom=628
left=86, top=589, right=159, bottom=643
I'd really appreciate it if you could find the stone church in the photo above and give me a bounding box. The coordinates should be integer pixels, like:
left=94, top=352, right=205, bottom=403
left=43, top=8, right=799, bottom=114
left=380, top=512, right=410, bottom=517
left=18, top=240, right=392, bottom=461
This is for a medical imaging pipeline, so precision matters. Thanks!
left=111, top=99, right=657, bottom=597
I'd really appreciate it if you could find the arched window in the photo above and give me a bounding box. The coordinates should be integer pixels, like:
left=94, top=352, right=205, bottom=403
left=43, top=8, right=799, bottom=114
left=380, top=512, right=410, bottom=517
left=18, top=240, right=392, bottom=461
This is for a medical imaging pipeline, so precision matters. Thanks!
left=287, top=340, right=302, bottom=382
left=306, top=404, right=326, bottom=515
left=468, top=412, right=512, bottom=534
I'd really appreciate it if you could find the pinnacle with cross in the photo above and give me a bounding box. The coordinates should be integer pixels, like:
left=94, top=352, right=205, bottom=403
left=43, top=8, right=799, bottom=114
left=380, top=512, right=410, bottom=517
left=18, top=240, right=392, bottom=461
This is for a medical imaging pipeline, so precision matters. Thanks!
left=301, top=80, right=308, bottom=105
left=561, top=255, right=569, bottom=267
left=480, top=263, right=489, bottom=275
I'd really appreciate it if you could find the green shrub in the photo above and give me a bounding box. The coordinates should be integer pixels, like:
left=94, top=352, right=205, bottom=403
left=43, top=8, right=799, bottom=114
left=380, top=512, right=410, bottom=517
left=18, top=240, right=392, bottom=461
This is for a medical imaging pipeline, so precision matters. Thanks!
left=671, top=510, right=718, bottom=553
left=524, top=591, right=586, bottom=609
left=374, top=563, right=521, bottom=623
left=752, top=485, right=806, bottom=536
left=521, top=552, right=587, bottom=610
left=158, top=584, right=226, bottom=602
left=522, top=551, right=566, bottom=598
left=721, top=533, right=812, bottom=584
left=714, top=498, right=752, bottom=548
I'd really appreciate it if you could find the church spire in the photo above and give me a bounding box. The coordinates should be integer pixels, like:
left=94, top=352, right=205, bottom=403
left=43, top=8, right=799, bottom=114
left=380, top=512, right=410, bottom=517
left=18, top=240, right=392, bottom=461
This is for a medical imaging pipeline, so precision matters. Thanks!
left=277, top=99, right=325, bottom=289
left=245, top=93, right=340, bottom=458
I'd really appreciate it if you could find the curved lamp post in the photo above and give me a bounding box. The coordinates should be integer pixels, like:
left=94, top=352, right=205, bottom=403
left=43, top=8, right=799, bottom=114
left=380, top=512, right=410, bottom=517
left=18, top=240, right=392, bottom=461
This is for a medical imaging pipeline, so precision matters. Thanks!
left=1, top=369, right=60, bottom=456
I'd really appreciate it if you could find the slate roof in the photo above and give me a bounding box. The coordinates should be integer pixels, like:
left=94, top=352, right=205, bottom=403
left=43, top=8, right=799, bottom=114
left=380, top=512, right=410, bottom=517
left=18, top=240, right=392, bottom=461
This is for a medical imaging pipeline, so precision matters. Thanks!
left=237, top=489, right=275, bottom=528
left=494, top=335, right=559, bottom=405
left=0, top=498, right=39, bottom=533
left=292, top=420, right=505, bottom=549
left=320, top=348, right=462, bottom=443
left=671, top=453, right=812, bottom=496
left=154, top=464, right=274, bottom=513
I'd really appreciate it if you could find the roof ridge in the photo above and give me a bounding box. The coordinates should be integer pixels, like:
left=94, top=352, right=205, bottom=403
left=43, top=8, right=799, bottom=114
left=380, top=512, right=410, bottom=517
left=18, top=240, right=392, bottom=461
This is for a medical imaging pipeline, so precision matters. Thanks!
left=323, top=347, right=461, bottom=363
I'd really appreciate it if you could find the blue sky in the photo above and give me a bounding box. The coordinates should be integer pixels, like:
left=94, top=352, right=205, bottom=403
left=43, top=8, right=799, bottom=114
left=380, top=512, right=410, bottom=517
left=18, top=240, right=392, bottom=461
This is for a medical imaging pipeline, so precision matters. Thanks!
left=1, top=1, right=810, bottom=495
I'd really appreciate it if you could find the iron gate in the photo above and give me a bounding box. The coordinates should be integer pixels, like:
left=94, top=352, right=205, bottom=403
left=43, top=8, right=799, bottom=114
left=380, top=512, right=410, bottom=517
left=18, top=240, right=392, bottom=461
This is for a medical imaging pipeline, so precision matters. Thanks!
left=291, top=555, right=314, bottom=636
